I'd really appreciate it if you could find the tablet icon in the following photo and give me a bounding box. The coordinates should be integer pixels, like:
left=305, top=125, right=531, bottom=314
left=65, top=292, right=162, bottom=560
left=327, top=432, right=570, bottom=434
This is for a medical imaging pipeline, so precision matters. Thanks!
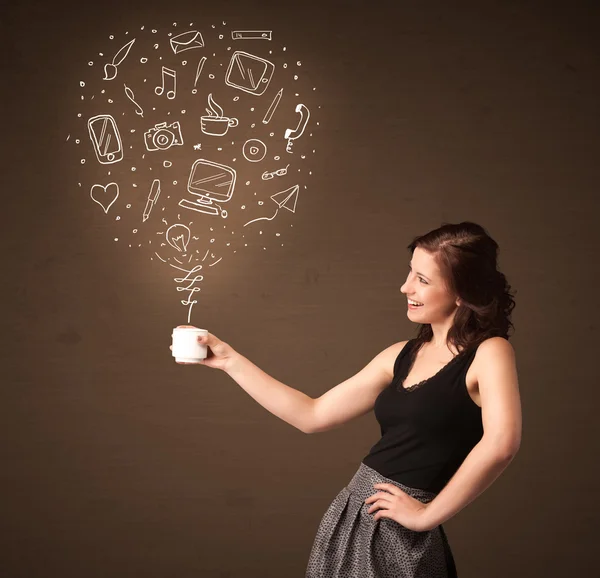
left=225, top=51, right=274, bottom=96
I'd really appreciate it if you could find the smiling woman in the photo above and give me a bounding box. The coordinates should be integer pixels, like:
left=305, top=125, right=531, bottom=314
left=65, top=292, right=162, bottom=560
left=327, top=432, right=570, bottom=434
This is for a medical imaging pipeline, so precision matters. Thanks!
left=177, top=221, right=521, bottom=578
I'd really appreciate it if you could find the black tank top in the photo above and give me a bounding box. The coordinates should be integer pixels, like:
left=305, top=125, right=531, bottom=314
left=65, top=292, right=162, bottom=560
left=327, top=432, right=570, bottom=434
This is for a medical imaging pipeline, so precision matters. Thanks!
left=362, top=338, right=485, bottom=494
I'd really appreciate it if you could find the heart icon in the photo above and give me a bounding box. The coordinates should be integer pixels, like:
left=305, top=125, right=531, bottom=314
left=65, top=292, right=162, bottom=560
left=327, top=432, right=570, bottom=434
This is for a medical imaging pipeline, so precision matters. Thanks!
left=90, top=182, right=119, bottom=213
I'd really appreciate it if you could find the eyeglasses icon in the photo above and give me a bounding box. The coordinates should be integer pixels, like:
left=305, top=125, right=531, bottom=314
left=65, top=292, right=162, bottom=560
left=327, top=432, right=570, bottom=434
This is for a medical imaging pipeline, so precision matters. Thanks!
left=262, top=164, right=290, bottom=180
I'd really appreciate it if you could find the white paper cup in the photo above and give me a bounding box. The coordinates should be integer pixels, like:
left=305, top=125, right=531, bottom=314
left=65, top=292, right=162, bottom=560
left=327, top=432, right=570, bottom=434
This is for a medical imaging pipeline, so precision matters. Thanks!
left=171, top=327, right=208, bottom=363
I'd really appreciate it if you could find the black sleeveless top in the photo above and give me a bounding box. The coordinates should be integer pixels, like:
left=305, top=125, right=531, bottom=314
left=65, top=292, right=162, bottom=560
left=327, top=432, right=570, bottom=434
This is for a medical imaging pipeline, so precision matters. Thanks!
left=362, top=338, right=485, bottom=494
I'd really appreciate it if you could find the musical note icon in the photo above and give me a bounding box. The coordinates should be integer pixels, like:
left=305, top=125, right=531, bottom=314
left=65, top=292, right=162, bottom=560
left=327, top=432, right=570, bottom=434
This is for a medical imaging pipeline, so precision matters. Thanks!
left=155, top=66, right=176, bottom=100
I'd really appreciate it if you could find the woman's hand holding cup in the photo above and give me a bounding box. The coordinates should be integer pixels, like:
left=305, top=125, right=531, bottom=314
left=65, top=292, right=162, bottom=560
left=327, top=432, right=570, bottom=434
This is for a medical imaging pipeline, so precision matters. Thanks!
left=170, top=326, right=236, bottom=371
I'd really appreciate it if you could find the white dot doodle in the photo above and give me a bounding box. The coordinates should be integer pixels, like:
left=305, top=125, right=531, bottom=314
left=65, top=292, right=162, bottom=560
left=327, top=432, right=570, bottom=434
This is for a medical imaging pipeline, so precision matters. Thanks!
left=181, top=110, right=186, bottom=114
left=258, top=201, right=264, bottom=206
left=164, top=161, right=172, bottom=167
left=233, top=96, right=239, bottom=101
left=109, top=35, right=114, bottom=39
left=126, top=204, right=132, bottom=208
left=133, top=229, right=138, bottom=234
left=297, top=61, right=302, bottom=66
left=219, top=34, right=224, bottom=39
left=132, top=167, right=136, bottom=171
left=283, top=63, right=287, bottom=68
left=80, top=159, right=85, bottom=164
left=173, top=181, right=178, bottom=185
left=192, top=89, right=198, bottom=94
left=116, top=216, right=121, bottom=220
left=88, top=61, right=93, bottom=66
left=251, top=123, right=255, bottom=128
left=182, top=60, right=187, bottom=65
left=140, top=57, right=148, bottom=63
left=108, top=99, right=113, bottom=103
left=241, top=205, right=246, bottom=209
left=209, top=74, right=215, bottom=79
left=294, top=75, right=298, bottom=80
left=75, top=139, right=80, bottom=144
left=114, top=238, right=118, bottom=241
left=246, top=181, right=250, bottom=185
left=283, top=47, right=287, bottom=51
left=79, top=81, right=85, bottom=87
left=274, top=155, right=280, bottom=160
left=152, top=29, right=157, bottom=33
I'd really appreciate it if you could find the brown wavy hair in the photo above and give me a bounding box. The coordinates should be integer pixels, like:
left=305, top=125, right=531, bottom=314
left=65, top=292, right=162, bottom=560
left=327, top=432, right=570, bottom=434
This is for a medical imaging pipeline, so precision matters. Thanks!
left=407, top=221, right=516, bottom=354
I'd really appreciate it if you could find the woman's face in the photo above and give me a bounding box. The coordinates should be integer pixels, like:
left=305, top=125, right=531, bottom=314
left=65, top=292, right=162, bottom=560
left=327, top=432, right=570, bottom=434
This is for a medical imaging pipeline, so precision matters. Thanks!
left=400, top=247, right=460, bottom=323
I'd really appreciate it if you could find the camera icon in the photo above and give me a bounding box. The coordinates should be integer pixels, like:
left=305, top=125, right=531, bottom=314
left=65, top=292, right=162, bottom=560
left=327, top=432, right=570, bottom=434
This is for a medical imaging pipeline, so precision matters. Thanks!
left=144, top=121, right=184, bottom=152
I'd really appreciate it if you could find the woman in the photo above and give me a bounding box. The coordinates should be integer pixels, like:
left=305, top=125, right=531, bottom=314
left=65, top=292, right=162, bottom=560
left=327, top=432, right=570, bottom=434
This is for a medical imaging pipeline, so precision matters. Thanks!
left=173, top=221, right=522, bottom=577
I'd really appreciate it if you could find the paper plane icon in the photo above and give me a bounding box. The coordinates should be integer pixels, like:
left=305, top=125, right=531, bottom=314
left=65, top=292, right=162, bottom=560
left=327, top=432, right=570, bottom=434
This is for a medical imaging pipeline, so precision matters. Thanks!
left=270, top=184, right=299, bottom=213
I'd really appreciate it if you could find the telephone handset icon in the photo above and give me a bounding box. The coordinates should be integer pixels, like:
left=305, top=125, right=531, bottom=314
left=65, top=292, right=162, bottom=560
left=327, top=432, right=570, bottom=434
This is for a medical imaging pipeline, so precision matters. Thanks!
left=284, top=103, right=310, bottom=153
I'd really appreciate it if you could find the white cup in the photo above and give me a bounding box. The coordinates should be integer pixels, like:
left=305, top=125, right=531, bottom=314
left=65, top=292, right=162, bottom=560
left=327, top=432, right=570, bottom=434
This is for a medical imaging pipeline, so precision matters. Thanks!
left=171, top=327, right=208, bottom=363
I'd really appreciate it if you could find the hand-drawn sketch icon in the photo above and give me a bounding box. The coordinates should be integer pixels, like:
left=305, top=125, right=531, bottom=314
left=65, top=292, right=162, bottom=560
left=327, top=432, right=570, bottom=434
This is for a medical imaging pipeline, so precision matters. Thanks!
left=155, top=66, right=176, bottom=99
left=231, top=30, right=272, bottom=40
left=193, top=56, right=207, bottom=90
left=201, top=93, right=238, bottom=136
left=90, top=182, right=119, bottom=213
left=179, top=159, right=236, bottom=217
left=144, top=121, right=184, bottom=151
left=262, top=164, right=289, bottom=180
left=243, top=184, right=299, bottom=227
left=124, top=83, right=144, bottom=117
left=103, top=38, right=136, bottom=81
left=170, top=262, right=203, bottom=324
left=225, top=51, right=274, bottom=96
left=166, top=223, right=190, bottom=252
left=285, top=103, right=310, bottom=153
left=242, top=139, right=267, bottom=162
left=262, top=88, right=283, bottom=124
left=87, top=114, right=123, bottom=164
left=170, top=30, right=204, bottom=54
left=142, top=179, right=161, bottom=222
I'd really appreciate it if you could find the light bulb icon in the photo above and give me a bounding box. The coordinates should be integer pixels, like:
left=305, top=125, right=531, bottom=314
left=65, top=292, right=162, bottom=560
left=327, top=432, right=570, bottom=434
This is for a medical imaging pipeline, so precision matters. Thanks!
left=166, top=224, right=191, bottom=253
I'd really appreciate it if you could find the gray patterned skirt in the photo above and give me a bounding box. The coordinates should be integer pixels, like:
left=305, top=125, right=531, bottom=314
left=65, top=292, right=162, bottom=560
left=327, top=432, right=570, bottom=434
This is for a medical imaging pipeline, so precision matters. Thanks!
left=305, top=462, right=457, bottom=578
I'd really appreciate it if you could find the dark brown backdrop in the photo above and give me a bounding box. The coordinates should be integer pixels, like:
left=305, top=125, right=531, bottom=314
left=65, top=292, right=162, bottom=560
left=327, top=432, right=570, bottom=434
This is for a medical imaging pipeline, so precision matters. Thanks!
left=3, top=0, right=599, bottom=577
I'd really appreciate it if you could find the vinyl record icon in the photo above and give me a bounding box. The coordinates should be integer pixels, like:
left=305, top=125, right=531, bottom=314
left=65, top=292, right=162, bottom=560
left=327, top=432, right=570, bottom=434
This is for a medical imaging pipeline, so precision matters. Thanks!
left=243, top=139, right=267, bottom=162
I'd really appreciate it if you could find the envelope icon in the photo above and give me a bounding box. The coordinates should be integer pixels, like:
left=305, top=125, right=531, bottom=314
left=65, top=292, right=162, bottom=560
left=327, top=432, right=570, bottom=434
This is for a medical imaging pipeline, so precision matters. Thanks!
left=170, top=30, right=204, bottom=54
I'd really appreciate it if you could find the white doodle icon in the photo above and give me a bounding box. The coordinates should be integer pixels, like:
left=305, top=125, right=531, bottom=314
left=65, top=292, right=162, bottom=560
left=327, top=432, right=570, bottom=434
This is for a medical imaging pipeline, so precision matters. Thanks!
left=284, top=103, right=310, bottom=153
left=225, top=51, right=274, bottom=96
left=243, top=184, right=299, bottom=227
left=155, top=66, right=176, bottom=99
left=242, top=139, right=267, bottom=162
left=231, top=30, right=272, bottom=40
left=144, top=121, right=184, bottom=152
left=90, top=182, right=119, bottom=213
left=170, top=30, right=204, bottom=54
left=262, top=164, right=289, bottom=180
left=142, top=179, right=161, bottom=222
left=87, top=114, right=123, bottom=164
left=179, top=159, right=236, bottom=218
left=201, top=93, right=238, bottom=137
left=262, top=88, right=283, bottom=124
left=166, top=223, right=191, bottom=252
left=103, top=39, right=136, bottom=81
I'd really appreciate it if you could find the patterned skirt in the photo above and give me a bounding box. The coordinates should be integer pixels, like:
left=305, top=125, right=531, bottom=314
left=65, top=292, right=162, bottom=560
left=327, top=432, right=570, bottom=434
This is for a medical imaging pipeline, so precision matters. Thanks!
left=305, top=462, right=457, bottom=578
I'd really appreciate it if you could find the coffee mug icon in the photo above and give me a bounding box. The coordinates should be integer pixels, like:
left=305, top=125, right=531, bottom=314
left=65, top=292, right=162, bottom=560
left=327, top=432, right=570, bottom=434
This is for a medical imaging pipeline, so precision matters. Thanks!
left=201, top=116, right=239, bottom=137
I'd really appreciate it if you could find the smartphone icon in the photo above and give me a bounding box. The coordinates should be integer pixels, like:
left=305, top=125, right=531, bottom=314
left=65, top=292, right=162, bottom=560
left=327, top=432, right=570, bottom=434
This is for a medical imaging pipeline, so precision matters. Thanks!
left=87, top=114, right=123, bottom=164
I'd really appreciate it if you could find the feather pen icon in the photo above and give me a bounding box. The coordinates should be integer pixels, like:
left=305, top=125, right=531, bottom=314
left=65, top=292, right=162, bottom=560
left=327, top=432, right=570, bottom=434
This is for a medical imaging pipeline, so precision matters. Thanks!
left=103, top=39, right=136, bottom=81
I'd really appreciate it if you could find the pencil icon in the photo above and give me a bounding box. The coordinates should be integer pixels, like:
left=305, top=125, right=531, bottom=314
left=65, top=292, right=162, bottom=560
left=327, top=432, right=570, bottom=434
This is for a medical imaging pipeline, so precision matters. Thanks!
left=262, top=88, right=283, bottom=124
left=142, top=179, right=161, bottom=222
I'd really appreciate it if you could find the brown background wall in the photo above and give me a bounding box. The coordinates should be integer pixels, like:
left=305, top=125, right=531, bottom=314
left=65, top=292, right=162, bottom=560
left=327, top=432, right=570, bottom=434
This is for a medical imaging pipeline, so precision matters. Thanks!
left=3, top=0, right=599, bottom=576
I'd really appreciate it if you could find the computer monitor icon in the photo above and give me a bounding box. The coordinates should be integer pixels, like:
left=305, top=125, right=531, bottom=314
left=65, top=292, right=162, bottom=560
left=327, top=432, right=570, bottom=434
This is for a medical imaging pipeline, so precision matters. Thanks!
left=179, top=159, right=237, bottom=217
